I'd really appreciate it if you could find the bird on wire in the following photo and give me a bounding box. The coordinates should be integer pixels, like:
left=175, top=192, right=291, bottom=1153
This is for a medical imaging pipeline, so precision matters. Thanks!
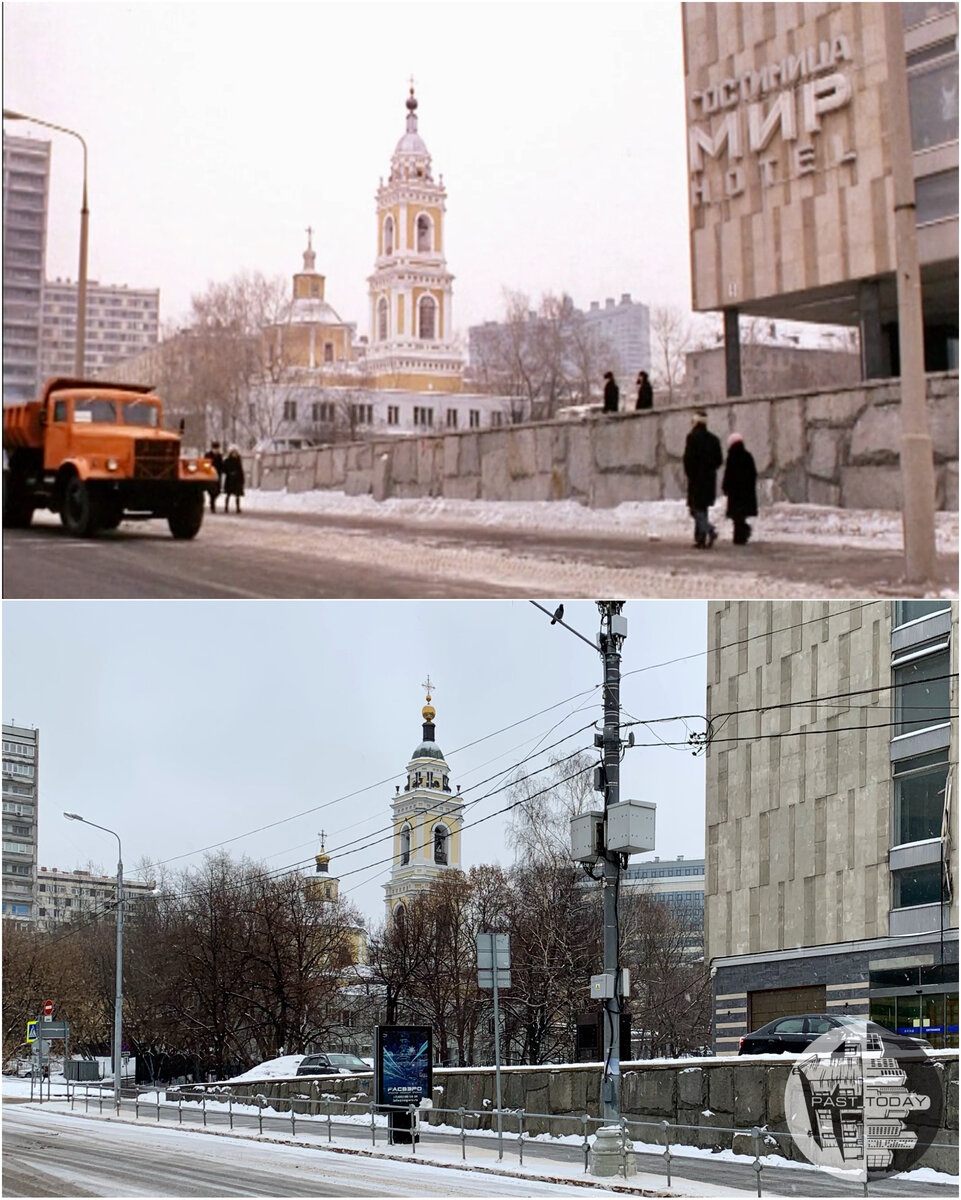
left=551, top=604, right=564, bottom=625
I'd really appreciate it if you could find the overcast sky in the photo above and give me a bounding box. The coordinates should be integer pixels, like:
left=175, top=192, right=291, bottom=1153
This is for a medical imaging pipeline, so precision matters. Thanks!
left=3, top=599, right=708, bottom=924
left=3, top=1, right=692, bottom=337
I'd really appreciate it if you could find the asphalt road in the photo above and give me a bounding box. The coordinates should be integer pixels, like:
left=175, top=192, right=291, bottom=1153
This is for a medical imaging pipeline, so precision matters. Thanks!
left=4, top=1092, right=954, bottom=1199
left=4, top=509, right=955, bottom=600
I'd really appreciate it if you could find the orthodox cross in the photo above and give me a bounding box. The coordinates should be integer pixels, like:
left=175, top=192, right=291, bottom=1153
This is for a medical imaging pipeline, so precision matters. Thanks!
left=421, top=675, right=436, bottom=702
left=305, top=225, right=313, bottom=250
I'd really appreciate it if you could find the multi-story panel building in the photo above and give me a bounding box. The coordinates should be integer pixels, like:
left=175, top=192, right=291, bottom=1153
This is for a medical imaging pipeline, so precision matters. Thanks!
left=40, top=278, right=159, bottom=379
left=622, top=854, right=706, bottom=959
left=705, top=600, right=958, bottom=1052
left=468, top=293, right=651, bottom=408
left=2, top=724, right=39, bottom=925
left=2, top=134, right=50, bottom=402
left=34, top=865, right=155, bottom=931
left=683, top=2, right=959, bottom=383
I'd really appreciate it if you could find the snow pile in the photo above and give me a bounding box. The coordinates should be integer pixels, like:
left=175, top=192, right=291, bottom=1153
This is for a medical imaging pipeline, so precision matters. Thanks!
left=242, top=488, right=960, bottom=554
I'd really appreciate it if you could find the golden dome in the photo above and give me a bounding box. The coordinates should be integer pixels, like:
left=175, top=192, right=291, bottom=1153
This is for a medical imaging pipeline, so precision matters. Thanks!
left=422, top=699, right=435, bottom=721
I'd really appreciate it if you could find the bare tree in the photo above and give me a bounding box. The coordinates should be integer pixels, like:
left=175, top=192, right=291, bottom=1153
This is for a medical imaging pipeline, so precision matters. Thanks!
left=649, top=305, right=701, bottom=404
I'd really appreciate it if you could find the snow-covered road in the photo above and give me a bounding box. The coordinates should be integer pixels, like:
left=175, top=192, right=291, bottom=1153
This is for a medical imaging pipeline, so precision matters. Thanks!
left=2, top=1102, right=673, bottom=1198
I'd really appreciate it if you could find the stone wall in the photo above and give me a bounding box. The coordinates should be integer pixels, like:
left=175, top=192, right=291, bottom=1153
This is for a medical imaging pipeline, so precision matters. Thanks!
left=249, top=372, right=958, bottom=512
left=191, top=1053, right=958, bottom=1171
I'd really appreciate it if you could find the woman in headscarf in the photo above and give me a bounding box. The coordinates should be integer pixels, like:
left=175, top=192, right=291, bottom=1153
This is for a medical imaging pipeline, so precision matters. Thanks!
left=721, top=432, right=758, bottom=545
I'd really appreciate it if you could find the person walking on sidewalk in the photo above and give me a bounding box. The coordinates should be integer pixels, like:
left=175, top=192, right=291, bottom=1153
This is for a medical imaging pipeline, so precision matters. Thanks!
left=222, top=447, right=245, bottom=514
left=636, top=370, right=653, bottom=410
left=602, top=371, right=620, bottom=413
left=721, top=432, right=758, bottom=545
left=683, top=409, right=723, bottom=548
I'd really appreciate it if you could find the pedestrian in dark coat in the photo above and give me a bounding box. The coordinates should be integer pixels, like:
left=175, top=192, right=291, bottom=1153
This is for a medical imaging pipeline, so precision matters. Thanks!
left=722, top=432, right=758, bottom=545
left=205, top=441, right=224, bottom=512
left=602, top=371, right=619, bottom=413
left=682, top=409, right=723, bottom=548
left=636, top=370, right=653, bottom=410
left=222, top=446, right=245, bottom=514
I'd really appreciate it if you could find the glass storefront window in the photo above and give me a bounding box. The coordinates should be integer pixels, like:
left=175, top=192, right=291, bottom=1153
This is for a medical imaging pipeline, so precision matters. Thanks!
left=893, top=750, right=949, bottom=844
left=870, top=995, right=897, bottom=1034
left=947, top=994, right=959, bottom=1048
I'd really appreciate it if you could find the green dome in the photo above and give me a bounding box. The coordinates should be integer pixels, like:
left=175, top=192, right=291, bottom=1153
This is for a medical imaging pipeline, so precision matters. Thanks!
left=412, top=740, right=445, bottom=761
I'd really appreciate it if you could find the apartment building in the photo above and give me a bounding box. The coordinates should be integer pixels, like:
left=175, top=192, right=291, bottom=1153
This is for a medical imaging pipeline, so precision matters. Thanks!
left=35, top=865, right=155, bottom=931
left=2, top=724, right=39, bottom=925
left=2, top=134, right=49, bottom=402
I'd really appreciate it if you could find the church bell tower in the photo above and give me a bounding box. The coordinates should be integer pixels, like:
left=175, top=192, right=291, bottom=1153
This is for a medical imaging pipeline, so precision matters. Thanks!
left=366, top=86, right=464, bottom=393
left=384, top=680, right=465, bottom=918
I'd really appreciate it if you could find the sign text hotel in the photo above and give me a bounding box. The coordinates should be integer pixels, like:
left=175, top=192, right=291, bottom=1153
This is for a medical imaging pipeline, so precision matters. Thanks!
left=689, top=36, right=857, bottom=205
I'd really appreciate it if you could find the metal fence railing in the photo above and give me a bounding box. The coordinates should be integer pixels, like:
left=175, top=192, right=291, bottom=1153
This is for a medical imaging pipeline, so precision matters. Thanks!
left=46, top=1079, right=959, bottom=1197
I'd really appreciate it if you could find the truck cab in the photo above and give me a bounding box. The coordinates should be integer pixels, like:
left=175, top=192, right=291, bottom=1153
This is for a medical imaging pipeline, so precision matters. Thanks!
left=3, top=378, right=218, bottom=538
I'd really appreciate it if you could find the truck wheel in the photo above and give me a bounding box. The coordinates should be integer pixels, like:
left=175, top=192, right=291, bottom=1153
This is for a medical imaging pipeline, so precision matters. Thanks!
left=99, top=498, right=124, bottom=531
left=61, top=477, right=102, bottom=537
left=2, top=473, right=34, bottom=529
left=168, top=491, right=204, bottom=540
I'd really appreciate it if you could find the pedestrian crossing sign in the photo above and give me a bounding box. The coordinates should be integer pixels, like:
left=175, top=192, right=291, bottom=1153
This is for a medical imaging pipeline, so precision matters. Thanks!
left=26, top=1020, right=38, bottom=1043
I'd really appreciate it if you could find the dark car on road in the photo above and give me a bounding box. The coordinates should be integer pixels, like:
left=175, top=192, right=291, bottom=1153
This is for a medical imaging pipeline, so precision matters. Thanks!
left=738, top=1013, right=932, bottom=1054
left=296, top=1052, right=370, bottom=1076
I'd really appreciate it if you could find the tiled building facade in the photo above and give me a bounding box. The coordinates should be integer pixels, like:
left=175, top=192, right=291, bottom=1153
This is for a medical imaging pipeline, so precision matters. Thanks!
left=705, top=600, right=958, bottom=1051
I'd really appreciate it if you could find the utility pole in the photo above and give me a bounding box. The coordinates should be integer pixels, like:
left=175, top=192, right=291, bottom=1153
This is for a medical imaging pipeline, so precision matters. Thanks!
left=598, top=600, right=626, bottom=1123
left=882, top=3, right=937, bottom=583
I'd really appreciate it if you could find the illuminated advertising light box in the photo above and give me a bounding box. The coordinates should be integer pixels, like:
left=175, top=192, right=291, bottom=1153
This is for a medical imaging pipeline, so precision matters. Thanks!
left=375, top=1025, right=433, bottom=1110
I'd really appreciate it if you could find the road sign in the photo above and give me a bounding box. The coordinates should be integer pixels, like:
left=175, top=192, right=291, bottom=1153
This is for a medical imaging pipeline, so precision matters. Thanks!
left=26, top=1021, right=38, bottom=1043
left=33, top=1020, right=69, bottom=1039
left=42, top=1000, right=53, bottom=1016
left=477, top=932, right=511, bottom=989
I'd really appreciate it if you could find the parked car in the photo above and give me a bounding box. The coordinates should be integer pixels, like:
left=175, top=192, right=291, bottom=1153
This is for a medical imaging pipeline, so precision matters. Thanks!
left=296, top=1052, right=370, bottom=1076
left=738, top=1013, right=932, bottom=1055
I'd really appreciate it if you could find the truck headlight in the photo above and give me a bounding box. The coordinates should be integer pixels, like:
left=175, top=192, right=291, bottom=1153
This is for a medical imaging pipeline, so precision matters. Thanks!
left=186, top=461, right=198, bottom=473
left=106, top=458, right=119, bottom=471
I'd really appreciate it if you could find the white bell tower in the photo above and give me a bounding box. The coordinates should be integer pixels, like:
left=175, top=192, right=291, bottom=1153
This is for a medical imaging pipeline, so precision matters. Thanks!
left=384, top=678, right=465, bottom=918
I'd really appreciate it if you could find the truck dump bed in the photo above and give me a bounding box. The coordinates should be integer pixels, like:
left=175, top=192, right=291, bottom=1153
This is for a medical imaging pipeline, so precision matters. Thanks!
left=2, top=402, right=45, bottom=450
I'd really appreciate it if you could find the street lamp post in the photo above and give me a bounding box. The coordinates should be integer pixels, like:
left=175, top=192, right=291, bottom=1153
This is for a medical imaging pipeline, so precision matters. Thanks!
left=64, top=813, right=122, bottom=1112
left=3, top=109, right=89, bottom=376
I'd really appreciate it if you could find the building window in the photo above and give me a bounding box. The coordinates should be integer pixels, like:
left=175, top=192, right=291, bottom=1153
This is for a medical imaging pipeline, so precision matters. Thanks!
left=446, top=408, right=458, bottom=429
left=387, top=405, right=400, bottom=426
left=2, top=841, right=32, bottom=855
left=916, top=169, right=959, bottom=225
left=469, top=410, right=480, bottom=428
left=378, top=297, right=388, bottom=341
left=433, top=825, right=449, bottom=865
left=282, top=399, right=297, bottom=421
left=2, top=761, right=35, bottom=778
left=903, top=2, right=957, bottom=28
left=418, top=296, right=436, bottom=340
left=324, top=342, right=334, bottom=363
left=490, top=412, right=504, bottom=428
left=416, top=214, right=432, bottom=252
left=384, top=216, right=394, bottom=256
left=907, top=48, right=959, bottom=152
left=399, top=824, right=411, bottom=866
left=350, top=404, right=373, bottom=426
left=893, top=641, right=951, bottom=735
left=894, top=600, right=952, bottom=627
left=892, top=862, right=943, bottom=909
left=893, top=750, right=950, bottom=846
left=413, top=406, right=434, bottom=427
left=2, top=742, right=35, bottom=759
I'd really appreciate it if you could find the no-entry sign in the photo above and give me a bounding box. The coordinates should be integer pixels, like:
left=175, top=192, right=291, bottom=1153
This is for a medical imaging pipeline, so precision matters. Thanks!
left=42, top=1000, right=53, bottom=1016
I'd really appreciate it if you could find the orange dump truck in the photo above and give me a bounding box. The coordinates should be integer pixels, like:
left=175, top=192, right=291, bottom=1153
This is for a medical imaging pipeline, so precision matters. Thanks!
left=2, top=378, right=218, bottom=538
